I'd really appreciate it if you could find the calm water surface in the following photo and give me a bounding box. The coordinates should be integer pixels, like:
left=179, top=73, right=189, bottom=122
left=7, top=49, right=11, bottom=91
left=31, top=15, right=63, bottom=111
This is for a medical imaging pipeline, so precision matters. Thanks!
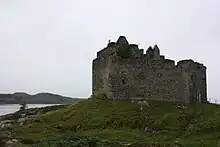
left=0, top=104, right=60, bottom=116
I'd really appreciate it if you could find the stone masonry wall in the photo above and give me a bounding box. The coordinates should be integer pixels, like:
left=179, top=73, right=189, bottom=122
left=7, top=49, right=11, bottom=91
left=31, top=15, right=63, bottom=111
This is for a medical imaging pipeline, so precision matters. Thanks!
left=92, top=36, right=207, bottom=103
left=177, top=60, right=207, bottom=103
left=107, top=57, right=189, bottom=102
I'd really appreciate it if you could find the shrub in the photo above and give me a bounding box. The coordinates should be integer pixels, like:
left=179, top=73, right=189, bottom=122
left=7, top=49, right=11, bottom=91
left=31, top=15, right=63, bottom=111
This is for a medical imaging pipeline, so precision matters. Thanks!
left=32, top=136, right=120, bottom=147
left=116, top=44, right=132, bottom=59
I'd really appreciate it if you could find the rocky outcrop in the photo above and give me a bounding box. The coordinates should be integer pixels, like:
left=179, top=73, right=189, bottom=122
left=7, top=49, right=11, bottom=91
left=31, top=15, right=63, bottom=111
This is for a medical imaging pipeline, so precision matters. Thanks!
left=0, top=120, right=15, bottom=146
left=0, top=120, right=13, bottom=131
left=0, top=104, right=67, bottom=146
left=5, top=139, right=20, bottom=147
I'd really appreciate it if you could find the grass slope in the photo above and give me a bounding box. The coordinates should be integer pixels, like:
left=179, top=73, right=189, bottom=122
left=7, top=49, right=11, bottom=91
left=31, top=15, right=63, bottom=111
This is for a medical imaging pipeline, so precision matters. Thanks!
left=11, top=95, right=220, bottom=146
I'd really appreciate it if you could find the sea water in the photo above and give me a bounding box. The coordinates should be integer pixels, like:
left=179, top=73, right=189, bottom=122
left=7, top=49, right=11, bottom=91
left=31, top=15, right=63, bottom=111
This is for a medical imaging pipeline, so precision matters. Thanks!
left=0, top=104, right=60, bottom=116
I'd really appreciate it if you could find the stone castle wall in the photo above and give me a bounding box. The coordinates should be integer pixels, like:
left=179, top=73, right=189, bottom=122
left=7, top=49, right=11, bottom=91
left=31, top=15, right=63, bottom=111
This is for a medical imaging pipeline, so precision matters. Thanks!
left=92, top=36, right=207, bottom=103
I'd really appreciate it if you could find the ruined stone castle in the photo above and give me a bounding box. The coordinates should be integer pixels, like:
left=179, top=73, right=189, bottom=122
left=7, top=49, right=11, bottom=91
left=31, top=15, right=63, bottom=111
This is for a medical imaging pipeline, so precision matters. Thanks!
left=92, top=36, right=207, bottom=103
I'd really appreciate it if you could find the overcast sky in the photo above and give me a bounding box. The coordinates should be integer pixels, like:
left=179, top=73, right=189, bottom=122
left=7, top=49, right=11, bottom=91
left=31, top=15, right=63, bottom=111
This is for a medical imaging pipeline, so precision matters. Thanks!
left=0, top=0, right=219, bottom=99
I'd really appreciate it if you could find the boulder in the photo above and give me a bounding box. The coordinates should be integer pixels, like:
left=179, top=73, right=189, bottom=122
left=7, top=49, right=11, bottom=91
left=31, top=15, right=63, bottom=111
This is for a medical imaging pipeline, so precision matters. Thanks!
left=0, top=120, right=13, bottom=125
left=144, top=127, right=161, bottom=133
left=17, top=117, right=26, bottom=123
left=5, top=139, right=19, bottom=147
left=1, top=123, right=12, bottom=131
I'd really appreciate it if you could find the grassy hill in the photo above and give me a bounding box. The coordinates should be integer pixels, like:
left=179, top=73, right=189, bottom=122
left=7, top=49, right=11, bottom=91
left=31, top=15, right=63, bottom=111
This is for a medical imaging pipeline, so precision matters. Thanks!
left=6, top=94, right=220, bottom=146
left=0, top=92, right=82, bottom=104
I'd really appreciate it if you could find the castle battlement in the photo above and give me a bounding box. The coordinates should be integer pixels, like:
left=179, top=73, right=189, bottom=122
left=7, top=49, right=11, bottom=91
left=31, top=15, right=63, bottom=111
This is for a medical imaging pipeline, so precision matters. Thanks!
left=92, top=36, right=207, bottom=103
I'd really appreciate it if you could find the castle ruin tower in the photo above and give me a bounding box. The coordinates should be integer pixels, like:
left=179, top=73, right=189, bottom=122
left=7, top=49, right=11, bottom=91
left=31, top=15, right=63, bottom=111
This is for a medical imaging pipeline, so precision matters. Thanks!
left=92, top=36, right=207, bottom=103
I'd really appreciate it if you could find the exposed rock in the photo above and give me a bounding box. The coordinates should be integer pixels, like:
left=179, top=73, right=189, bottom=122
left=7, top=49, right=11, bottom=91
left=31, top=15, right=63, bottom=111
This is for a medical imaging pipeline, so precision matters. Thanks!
left=20, top=114, right=26, bottom=117
left=17, top=117, right=26, bottom=123
left=144, top=127, right=161, bottom=133
left=173, top=140, right=181, bottom=147
left=17, top=114, right=38, bottom=126
left=5, top=139, right=19, bottom=147
left=17, top=117, right=27, bottom=126
left=0, top=104, right=73, bottom=146
left=140, top=106, right=143, bottom=111
left=1, top=123, right=12, bottom=131
left=177, top=105, right=187, bottom=109
left=0, top=120, right=14, bottom=131
left=0, top=120, right=13, bottom=125
left=137, top=100, right=150, bottom=107
left=2, top=104, right=66, bottom=121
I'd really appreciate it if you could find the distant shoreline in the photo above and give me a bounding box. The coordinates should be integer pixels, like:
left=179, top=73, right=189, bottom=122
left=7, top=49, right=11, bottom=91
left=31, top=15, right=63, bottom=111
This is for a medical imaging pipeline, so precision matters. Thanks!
left=0, top=103, right=66, bottom=117
left=0, top=92, right=83, bottom=105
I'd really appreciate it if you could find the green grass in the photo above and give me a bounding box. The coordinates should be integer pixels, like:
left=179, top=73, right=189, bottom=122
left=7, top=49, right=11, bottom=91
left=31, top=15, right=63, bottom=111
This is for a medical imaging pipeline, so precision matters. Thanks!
left=10, top=95, right=220, bottom=146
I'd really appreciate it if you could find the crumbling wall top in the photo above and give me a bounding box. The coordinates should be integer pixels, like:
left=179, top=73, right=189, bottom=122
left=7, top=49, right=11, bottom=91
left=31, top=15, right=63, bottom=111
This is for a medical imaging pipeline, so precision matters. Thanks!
left=116, top=36, right=129, bottom=46
left=177, top=59, right=206, bottom=71
left=95, top=36, right=206, bottom=72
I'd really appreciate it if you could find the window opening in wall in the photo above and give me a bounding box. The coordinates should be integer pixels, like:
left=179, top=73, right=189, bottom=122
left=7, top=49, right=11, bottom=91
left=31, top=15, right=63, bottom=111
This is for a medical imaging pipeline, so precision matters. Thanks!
left=122, top=79, right=126, bottom=84
left=112, top=58, right=116, bottom=63
left=196, top=92, right=201, bottom=103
